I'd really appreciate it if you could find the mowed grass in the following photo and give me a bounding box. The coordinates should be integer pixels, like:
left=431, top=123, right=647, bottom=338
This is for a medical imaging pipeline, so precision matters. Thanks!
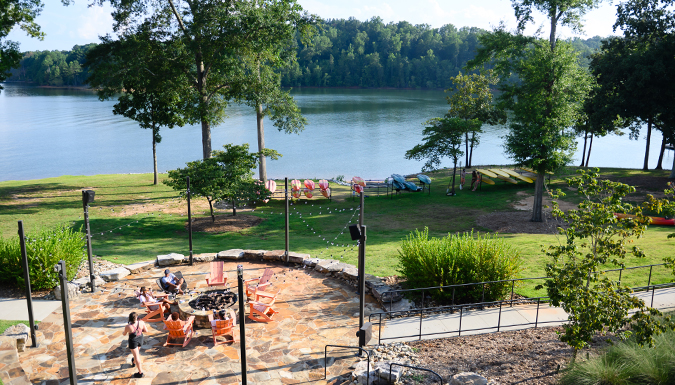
left=1, top=167, right=674, bottom=297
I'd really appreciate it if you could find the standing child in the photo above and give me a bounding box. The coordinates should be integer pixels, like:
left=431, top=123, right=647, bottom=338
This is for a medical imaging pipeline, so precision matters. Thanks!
left=470, top=170, right=477, bottom=191
left=123, top=312, right=148, bottom=378
left=472, top=172, right=482, bottom=191
left=460, top=169, right=466, bottom=190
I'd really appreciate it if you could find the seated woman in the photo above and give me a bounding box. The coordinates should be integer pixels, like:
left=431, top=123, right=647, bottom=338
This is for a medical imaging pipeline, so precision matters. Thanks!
left=209, top=309, right=236, bottom=327
left=138, top=287, right=172, bottom=314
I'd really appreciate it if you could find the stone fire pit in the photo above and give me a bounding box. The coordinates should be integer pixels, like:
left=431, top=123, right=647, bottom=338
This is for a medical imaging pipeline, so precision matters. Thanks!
left=176, top=289, right=238, bottom=328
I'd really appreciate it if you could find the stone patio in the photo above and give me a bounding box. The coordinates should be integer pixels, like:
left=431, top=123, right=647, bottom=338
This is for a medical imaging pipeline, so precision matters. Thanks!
left=17, top=260, right=380, bottom=385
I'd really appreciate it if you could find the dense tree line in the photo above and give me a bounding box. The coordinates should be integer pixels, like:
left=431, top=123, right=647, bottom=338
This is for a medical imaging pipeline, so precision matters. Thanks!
left=6, top=19, right=602, bottom=90
left=8, top=44, right=95, bottom=86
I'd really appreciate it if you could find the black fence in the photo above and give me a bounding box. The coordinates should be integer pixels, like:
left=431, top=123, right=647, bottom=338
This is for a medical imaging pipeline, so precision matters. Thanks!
left=370, top=263, right=675, bottom=344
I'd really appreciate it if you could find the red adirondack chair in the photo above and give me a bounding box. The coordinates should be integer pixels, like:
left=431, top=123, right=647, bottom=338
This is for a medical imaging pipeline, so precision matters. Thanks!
left=244, top=268, right=274, bottom=298
left=163, top=316, right=195, bottom=347
left=206, top=261, right=226, bottom=287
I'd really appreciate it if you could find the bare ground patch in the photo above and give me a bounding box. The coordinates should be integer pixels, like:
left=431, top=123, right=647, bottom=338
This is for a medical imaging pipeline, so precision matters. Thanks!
left=188, top=214, right=263, bottom=233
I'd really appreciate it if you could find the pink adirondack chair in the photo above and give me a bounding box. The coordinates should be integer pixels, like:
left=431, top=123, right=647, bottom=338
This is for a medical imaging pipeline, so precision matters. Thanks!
left=244, top=268, right=274, bottom=298
left=206, top=261, right=226, bottom=287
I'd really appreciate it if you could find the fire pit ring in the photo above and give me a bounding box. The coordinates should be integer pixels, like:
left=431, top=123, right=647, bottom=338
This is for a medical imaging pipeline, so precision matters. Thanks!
left=177, top=289, right=238, bottom=328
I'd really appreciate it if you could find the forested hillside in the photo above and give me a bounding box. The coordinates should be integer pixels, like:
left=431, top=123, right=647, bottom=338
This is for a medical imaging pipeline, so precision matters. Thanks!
left=6, top=18, right=603, bottom=89
left=8, top=44, right=95, bottom=86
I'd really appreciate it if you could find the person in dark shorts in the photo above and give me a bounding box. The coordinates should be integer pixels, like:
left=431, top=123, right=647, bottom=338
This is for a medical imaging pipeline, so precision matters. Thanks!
left=123, top=312, right=148, bottom=378
left=470, top=170, right=477, bottom=191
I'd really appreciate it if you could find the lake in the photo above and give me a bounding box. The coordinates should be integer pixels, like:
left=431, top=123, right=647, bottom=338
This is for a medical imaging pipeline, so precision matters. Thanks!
left=0, top=84, right=668, bottom=182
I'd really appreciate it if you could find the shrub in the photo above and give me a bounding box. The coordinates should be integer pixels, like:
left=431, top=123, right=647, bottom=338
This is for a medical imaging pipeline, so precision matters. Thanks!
left=397, top=228, right=522, bottom=303
left=559, top=328, right=675, bottom=385
left=0, top=225, right=86, bottom=290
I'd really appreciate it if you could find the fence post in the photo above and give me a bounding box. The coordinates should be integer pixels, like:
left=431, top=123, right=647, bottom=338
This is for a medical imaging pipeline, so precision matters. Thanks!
left=18, top=221, right=37, bottom=348
left=535, top=298, right=540, bottom=328
left=458, top=307, right=463, bottom=337
left=511, top=281, right=515, bottom=307
left=497, top=301, right=502, bottom=332
left=647, top=266, right=653, bottom=288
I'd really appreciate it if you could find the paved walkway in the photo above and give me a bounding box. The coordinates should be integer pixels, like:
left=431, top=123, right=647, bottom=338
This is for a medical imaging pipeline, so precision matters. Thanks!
left=380, top=287, right=675, bottom=343
left=10, top=261, right=381, bottom=385
left=0, top=299, right=61, bottom=321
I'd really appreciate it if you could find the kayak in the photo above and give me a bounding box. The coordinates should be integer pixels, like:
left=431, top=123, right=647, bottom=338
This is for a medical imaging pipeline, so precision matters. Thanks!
left=417, top=174, right=431, bottom=185
left=404, top=181, right=421, bottom=191
left=614, top=213, right=675, bottom=226
left=501, top=169, right=533, bottom=183
left=476, top=169, right=498, bottom=178
left=391, top=174, right=406, bottom=183
left=392, top=180, right=406, bottom=191
left=481, top=177, right=495, bottom=185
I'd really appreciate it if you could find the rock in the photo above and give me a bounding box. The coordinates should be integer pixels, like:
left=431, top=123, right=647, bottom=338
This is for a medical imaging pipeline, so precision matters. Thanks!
left=263, top=250, right=286, bottom=261
left=352, top=360, right=379, bottom=385
left=364, top=274, right=384, bottom=288
left=371, top=284, right=403, bottom=303
left=288, top=252, right=310, bottom=264
left=315, top=260, right=351, bottom=273
left=53, top=282, right=80, bottom=300
left=380, top=298, right=413, bottom=313
left=243, top=249, right=266, bottom=259
left=99, top=267, right=131, bottom=282
left=303, top=258, right=321, bottom=268
left=156, top=253, right=185, bottom=266
left=192, top=253, right=216, bottom=263
left=341, top=267, right=359, bottom=281
left=217, top=249, right=245, bottom=260
left=2, top=324, right=29, bottom=352
left=125, top=260, right=154, bottom=274
left=72, top=275, right=105, bottom=289
left=451, top=372, right=488, bottom=385
left=0, top=336, right=31, bottom=384
left=374, top=361, right=405, bottom=382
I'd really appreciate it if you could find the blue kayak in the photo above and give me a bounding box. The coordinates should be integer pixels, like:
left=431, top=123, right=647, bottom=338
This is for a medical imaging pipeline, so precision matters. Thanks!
left=392, top=180, right=406, bottom=190
left=404, top=181, right=421, bottom=191
left=391, top=174, right=406, bottom=183
left=417, top=174, right=431, bottom=185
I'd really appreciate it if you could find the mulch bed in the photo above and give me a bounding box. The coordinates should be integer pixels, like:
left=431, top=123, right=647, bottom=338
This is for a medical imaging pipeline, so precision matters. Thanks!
left=187, top=214, right=263, bottom=233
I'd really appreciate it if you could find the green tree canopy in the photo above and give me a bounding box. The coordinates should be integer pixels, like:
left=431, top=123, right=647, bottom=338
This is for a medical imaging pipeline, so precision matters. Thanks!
left=86, top=30, right=187, bottom=185
left=95, top=0, right=315, bottom=160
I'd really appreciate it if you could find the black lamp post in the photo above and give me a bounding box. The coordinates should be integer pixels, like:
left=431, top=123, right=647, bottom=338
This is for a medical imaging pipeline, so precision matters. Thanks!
left=56, top=260, right=77, bottom=385
left=18, top=221, right=38, bottom=347
left=237, top=265, right=247, bottom=384
left=81, top=190, right=96, bottom=292
left=349, top=223, right=367, bottom=349
left=187, top=176, right=193, bottom=266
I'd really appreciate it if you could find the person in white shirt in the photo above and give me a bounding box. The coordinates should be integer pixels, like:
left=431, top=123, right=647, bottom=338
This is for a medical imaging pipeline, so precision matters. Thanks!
left=138, top=287, right=171, bottom=314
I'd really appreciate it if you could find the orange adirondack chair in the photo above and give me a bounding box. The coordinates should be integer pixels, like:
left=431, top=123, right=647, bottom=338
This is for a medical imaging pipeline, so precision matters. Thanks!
left=206, top=261, right=226, bottom=287
left=244, top=268, right=274, bottom=298
left=248, top=290, right=279, bottom=323
left=163, top=316, right=195, bottom=347
left=208, top=309, right=236, bottom=346
left=135, top=291, right=169, bottom=323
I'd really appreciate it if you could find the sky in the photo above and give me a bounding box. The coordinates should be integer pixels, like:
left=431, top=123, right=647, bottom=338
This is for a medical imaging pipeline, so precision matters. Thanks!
left=6, top=0, right=622, bottom=52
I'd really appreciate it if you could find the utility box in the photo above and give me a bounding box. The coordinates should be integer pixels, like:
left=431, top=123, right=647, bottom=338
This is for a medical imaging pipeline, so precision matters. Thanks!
left=356, top=322, right=372, bottom=346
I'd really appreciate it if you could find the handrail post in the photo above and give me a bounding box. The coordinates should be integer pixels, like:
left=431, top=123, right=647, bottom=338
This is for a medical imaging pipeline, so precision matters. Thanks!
left=618, top=269, right=622, bottom=286
left=458, top=307, right=462, bottom=337
left=498, top=301, right=502, bottom=332
left=511, top=280, right=515, bottom=307
left=648, top=266, right=653, bottom=287
left=535, top=298, right=540, bottom=328
left=418, top=307, right=423, bottom=341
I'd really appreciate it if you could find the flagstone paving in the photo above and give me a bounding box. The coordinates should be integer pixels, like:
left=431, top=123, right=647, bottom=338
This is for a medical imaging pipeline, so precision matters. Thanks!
left=17, top=261, right=380, bottom=385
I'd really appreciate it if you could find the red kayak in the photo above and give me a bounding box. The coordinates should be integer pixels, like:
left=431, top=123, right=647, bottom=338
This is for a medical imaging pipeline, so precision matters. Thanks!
left=614, top=213, right=675, bottom=226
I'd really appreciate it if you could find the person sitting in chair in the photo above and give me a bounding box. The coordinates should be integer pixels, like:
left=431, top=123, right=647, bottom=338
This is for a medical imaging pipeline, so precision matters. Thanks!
left=138, top=287, right=172, bottom=313
left=161, top=269, right=186, bottom=294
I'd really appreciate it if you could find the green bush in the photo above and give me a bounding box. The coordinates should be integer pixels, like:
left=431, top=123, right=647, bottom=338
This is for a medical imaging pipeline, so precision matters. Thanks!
left=559, top=329, right=675, bottom=385
left=397, top=228, right=523, bottom=303
left=0, top=225, right=86, bottom=290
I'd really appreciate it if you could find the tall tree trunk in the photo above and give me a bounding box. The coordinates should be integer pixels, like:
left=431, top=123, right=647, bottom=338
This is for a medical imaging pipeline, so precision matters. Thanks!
left=449, top=160, right=457, bottom=196
left=469, top=132, right=476, bottom=167
left=656, top=135, right=666, bottom=170
left=643, top=117, right=652, bottom=170
left=531, top=171, right=545, bottom=222
left=152, top=126, right=158, bottom=185
left=464, top=132, right=469, bottom=167
left=585, top=134, right=593, bottom=167
left=579, top=131, right=588, bottom=167
left=231, top=198, right=237, bottom=216
left=549, top=10, right=558, bottom=51
left=257, top=102, right=267, bottom=183
left=670, top=155, right=675, bottom=179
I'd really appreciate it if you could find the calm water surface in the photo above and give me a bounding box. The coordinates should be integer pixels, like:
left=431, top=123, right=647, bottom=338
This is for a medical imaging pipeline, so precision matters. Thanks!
left=0, top=84, right=668, bottom=182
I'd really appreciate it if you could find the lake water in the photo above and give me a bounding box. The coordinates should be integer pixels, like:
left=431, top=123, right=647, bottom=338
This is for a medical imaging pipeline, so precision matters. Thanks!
left=0, top=84, right=668, bottom=182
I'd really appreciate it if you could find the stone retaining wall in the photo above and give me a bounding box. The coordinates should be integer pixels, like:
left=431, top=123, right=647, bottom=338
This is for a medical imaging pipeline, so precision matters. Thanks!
left=90, top=249, right=411, bottom=312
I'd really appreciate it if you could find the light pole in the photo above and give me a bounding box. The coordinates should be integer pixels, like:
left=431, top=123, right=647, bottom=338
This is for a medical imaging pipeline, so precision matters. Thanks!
left=18, top=221, right=38, bottom=347
left=56, top=260, right=77, bottom=385
left=187, top=176, right=194, bottom=266
left=237, top=265, right=247, bottom=385
left=81, top=190, right=96, bottom=292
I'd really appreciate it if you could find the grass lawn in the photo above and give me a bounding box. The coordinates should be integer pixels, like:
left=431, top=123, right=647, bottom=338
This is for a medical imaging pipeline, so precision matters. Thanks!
left=0, top=320, right=37, bottom=334
left=1, top=167, right=674, bottom=297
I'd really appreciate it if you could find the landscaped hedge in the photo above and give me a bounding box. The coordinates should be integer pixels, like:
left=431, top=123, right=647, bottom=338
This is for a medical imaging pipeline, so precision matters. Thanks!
left=397, top=228, right=522, bottom=303
left=560, top=328, right=675, bottom=385
left=0, top=225, right=86, bottom=290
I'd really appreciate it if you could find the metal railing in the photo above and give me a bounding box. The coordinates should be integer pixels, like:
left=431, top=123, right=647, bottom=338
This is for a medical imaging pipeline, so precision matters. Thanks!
left=389, top=363, right=443, bottom=384
left=380, top=263, right=671, bottom=312
left=371, top=263, right=675, bottom=344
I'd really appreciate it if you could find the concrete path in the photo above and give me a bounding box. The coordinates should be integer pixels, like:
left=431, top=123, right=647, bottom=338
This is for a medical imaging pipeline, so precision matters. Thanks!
left=0, top=298, right=62, bottom=321
left=380, top=286, right=675, bottom=343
